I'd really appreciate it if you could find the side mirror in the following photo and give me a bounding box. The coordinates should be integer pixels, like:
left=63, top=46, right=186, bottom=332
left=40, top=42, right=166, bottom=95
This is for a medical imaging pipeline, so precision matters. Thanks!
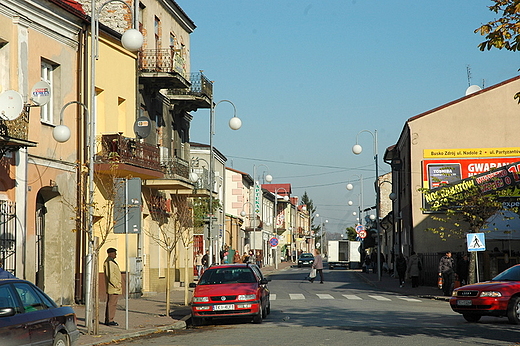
left=0, top=307, right=16, bottom=317
left=188, top=283, right=197, bottom=288
left=260, top=278, right=269, bottom=285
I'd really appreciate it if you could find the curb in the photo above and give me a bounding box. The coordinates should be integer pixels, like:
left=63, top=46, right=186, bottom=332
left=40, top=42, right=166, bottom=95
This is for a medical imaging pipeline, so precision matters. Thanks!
left=79, top=320, right=187, bottom=346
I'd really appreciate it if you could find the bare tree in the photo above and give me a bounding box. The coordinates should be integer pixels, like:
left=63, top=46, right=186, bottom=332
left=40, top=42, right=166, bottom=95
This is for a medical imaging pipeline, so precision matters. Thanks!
left=145, top=194, right=193, bottom=314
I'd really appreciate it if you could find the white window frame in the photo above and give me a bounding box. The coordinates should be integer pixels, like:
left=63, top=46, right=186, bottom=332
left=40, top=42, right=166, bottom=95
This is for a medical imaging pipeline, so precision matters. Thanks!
left=40, top=61, right=54, bottom=124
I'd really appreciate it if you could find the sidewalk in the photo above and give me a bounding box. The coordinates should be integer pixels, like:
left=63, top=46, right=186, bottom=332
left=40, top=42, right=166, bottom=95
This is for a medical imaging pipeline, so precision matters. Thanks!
left=75, top=261, right=294, bottom=346
left=355, top=269, right=451, bottom=301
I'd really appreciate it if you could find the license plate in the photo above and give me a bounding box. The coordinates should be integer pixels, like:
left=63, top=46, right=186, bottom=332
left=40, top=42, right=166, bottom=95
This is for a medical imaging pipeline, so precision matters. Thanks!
left=213, top=304, right=234, bottom=311
left=457, top=300, right=472, bottom=306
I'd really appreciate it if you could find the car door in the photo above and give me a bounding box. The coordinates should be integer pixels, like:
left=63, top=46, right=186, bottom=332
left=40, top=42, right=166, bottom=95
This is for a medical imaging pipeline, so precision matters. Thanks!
left=13, top=282, right=54, bottom=346
left=0, top=282, right=32, bottom=346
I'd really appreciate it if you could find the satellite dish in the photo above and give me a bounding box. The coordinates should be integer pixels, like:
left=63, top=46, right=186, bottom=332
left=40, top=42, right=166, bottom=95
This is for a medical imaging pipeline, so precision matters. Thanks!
left=0, top=90, right=24, bottom=121
left=465, top=85, right=482, bottom=96
left=134, top=116, right=151, bottom=138
left=30, top=81, right=51, bottom=106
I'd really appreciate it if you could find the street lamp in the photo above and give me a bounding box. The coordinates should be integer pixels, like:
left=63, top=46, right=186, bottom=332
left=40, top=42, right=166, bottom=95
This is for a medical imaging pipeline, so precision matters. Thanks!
left=315, top=213, right=328, bottom=256
left=273, top=187, right=289, bottom=269
left=352, top=129, right=381, bottom=281
left=209, top=100, right=242, bottom=266
left=53, top=0, right=143, bottom=333
left=346, top=174, right=364, bottom=228
left=249, top=164, right=272, bottom=266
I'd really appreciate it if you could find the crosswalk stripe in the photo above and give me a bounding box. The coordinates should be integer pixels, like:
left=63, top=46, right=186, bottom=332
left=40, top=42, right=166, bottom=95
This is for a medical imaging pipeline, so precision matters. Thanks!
left=289, top=293, right=305, bottom=300
left=368, top=295, right=391, bottom=301
left=316, top=294, right=334, bottom=299
left=342, top=294, right=362, bottom=300
left=397, top=296, right=422, bottom=302
left=270, top=294, right=277, bottom=300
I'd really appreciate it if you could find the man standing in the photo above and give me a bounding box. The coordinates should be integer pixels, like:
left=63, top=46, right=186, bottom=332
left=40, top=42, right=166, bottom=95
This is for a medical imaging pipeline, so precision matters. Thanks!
left=439, top=250, right=455, bottom=296
left=104, top=248, right=122, bottom=326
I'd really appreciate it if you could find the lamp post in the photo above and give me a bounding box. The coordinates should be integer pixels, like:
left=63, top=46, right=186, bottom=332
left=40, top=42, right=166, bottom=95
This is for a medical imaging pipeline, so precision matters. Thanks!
left=347, top=174, right=364, bottom=229
left=55, top=2, right=142, bottom=333
left=352, top=129, right=381, bottom=281
left=273, top=187, right=289, bottom=269
left=315, top=213, right=328, bottom=256
left=209, top=100, right=242, bottom=266
left=250, top=164, right=272, bottom=266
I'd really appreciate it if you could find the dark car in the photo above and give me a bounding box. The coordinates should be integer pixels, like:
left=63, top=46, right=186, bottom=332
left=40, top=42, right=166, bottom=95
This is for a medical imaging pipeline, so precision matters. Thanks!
left=189, top=263, right=270, bottom=325
left=450, top=264, right=520, bottom=323
left=0, top=278, right=79, bottom=346
left=298, top=253, right=314, bottom=268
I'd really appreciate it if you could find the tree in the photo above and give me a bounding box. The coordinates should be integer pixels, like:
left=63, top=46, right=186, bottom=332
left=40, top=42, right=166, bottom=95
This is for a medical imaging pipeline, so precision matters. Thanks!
left=476, top=0, right=520, bottom=102
left=346, top=226, right=357, bottom=241
left=422, top=183, right=505, bottom=283
left=475, top=0, right=520, bottom=52
left=300, top=191, right=318, bottom=232
left=145, top=194, right=193, bottom=314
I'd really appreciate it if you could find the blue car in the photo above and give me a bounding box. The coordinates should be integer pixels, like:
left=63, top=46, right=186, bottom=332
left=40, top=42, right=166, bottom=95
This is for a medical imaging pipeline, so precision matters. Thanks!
left=0, top=278, right=79, bottom=346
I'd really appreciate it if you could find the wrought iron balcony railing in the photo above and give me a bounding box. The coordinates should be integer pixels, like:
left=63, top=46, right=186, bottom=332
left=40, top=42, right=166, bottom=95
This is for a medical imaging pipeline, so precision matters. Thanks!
left=99, top=133, right=162, bottom=172
left=138, top=48, right=186, bottom=77
left=161, top=156, right=190, bottom=180
left=168, top=72, right=213, bottom=100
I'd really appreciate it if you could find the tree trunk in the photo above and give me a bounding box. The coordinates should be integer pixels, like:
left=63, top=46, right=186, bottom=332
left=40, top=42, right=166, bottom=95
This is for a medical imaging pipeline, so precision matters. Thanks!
left=166, top=250, right=171, bottom=316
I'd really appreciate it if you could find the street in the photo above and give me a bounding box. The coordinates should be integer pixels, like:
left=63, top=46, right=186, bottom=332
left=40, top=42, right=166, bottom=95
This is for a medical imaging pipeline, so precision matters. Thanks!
left=118, top=266, right=520, bottom=346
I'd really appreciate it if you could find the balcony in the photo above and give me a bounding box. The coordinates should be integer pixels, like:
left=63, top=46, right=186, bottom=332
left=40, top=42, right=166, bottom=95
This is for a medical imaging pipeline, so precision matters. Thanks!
left=138, top=48, right=190, bottom=89
left=96, top=133, right=163, bottom=179
left=0, top=113, right=37, bottom=158
left=167, top=71, right=213, bottom=111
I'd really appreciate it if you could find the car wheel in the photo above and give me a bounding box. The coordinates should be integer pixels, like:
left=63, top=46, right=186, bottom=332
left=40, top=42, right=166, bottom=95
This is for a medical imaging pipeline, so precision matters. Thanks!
left=298, top=265, right=301, bottom=268
left=507, top=296, right=520, bottom=324
left=252, top=311, right=262, bottom=324
left=53, top=333, right=69, bottom=346
left=462, top=314, right=481, bottom=323
left=191, top=316, right=203, bottom=326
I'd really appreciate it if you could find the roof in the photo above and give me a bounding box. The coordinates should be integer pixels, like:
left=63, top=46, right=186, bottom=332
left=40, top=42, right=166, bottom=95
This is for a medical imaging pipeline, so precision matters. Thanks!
left=50, top=0, right=86, bottom=18
left=262, top=183, right=291, bottom=196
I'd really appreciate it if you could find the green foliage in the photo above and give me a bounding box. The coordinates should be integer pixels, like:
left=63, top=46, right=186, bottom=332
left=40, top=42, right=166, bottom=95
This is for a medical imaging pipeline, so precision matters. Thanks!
left=346, top=226, right=357, bottom=241
left=420, top=183, right=505, bottom=239
left=300, top=191, right=319, bottom=232
left=475, top=0, right=520, bottom=52
left=192, top=197, right=221, bottom=229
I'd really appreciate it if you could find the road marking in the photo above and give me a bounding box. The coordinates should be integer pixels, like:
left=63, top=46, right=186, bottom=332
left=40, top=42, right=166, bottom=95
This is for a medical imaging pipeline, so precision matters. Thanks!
left=368, top=295, right=391, bottom=301
left=289, top=293, right=305, bottom=300
left=316, top=294, right=334, bottom=299
left=270, top=294, right=277, bottom=300
left=397, top=296, right=422, bottom=302
left=342, top=294, right=362, bottom=300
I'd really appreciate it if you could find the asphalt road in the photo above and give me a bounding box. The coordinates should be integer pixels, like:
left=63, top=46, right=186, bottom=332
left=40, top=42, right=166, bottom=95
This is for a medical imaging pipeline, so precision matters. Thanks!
left=120, top=266, right=520, bottom=346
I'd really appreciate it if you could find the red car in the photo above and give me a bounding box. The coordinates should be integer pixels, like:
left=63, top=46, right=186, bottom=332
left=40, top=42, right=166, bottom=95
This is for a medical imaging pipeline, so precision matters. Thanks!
left=450, top=264, right=520, bottom=323
left=189, top=263, right=270, bottom=325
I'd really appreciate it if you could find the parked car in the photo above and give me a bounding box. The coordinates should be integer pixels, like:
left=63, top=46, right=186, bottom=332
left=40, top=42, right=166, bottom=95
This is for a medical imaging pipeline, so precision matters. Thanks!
left=297, top=253, right=314, bottom=268
left=450, top=264, right=520, bottom=323
left=189, top=263, right=270, bottom=325
left=0, top=278, right=79, bottom=346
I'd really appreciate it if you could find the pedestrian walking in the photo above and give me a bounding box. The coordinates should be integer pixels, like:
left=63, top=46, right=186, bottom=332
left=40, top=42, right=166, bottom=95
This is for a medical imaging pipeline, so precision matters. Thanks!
left=201, top=250, right=209, bottom=269
left=309, top=249, right=324, bottom=284
left=194, top=251, right=203, bottom=278
left=406, top=251, right=422, bottom=288
left=439, top=250, right=455, bottom=296
left=103, top=247, right=122, bottom=326
left=396, top=253, right=407, bottom=287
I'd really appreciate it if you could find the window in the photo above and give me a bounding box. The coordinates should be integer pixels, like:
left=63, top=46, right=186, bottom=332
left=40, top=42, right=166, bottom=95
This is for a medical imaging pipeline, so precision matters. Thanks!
left=14, top=282, right=48, bottom=312
left=40, top=61, right=54, bottom=124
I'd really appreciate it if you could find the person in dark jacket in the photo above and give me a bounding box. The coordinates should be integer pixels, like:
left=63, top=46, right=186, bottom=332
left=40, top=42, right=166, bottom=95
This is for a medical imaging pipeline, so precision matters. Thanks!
left=396, top=253, right=407, bottom=287
left=439, top=250, right=455, bottom=296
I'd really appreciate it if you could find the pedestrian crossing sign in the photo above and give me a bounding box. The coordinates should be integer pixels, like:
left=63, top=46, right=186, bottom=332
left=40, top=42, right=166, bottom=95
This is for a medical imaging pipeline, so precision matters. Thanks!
left=467, top=233, right=486, bottom=252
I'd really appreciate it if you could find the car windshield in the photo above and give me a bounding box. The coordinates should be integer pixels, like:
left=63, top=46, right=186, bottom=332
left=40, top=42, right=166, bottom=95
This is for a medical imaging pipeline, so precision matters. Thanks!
left=199, top=268, right=256, bottom=285
left=300, top=254, right=313, bottom=259
left=493, top=265, right=520, bottom=281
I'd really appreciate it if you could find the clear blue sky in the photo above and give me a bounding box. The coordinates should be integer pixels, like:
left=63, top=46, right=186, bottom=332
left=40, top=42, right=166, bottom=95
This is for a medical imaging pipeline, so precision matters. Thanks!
left=176, top=0, right=520, bottom=234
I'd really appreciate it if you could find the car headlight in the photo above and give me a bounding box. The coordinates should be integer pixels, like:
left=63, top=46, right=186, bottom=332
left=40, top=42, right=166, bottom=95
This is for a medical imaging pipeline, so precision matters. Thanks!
left=237, top=294, right=256, bottom=301
left=480, top=291, right=502, bottom=298
left=193, top=296, right=209, bottom=302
